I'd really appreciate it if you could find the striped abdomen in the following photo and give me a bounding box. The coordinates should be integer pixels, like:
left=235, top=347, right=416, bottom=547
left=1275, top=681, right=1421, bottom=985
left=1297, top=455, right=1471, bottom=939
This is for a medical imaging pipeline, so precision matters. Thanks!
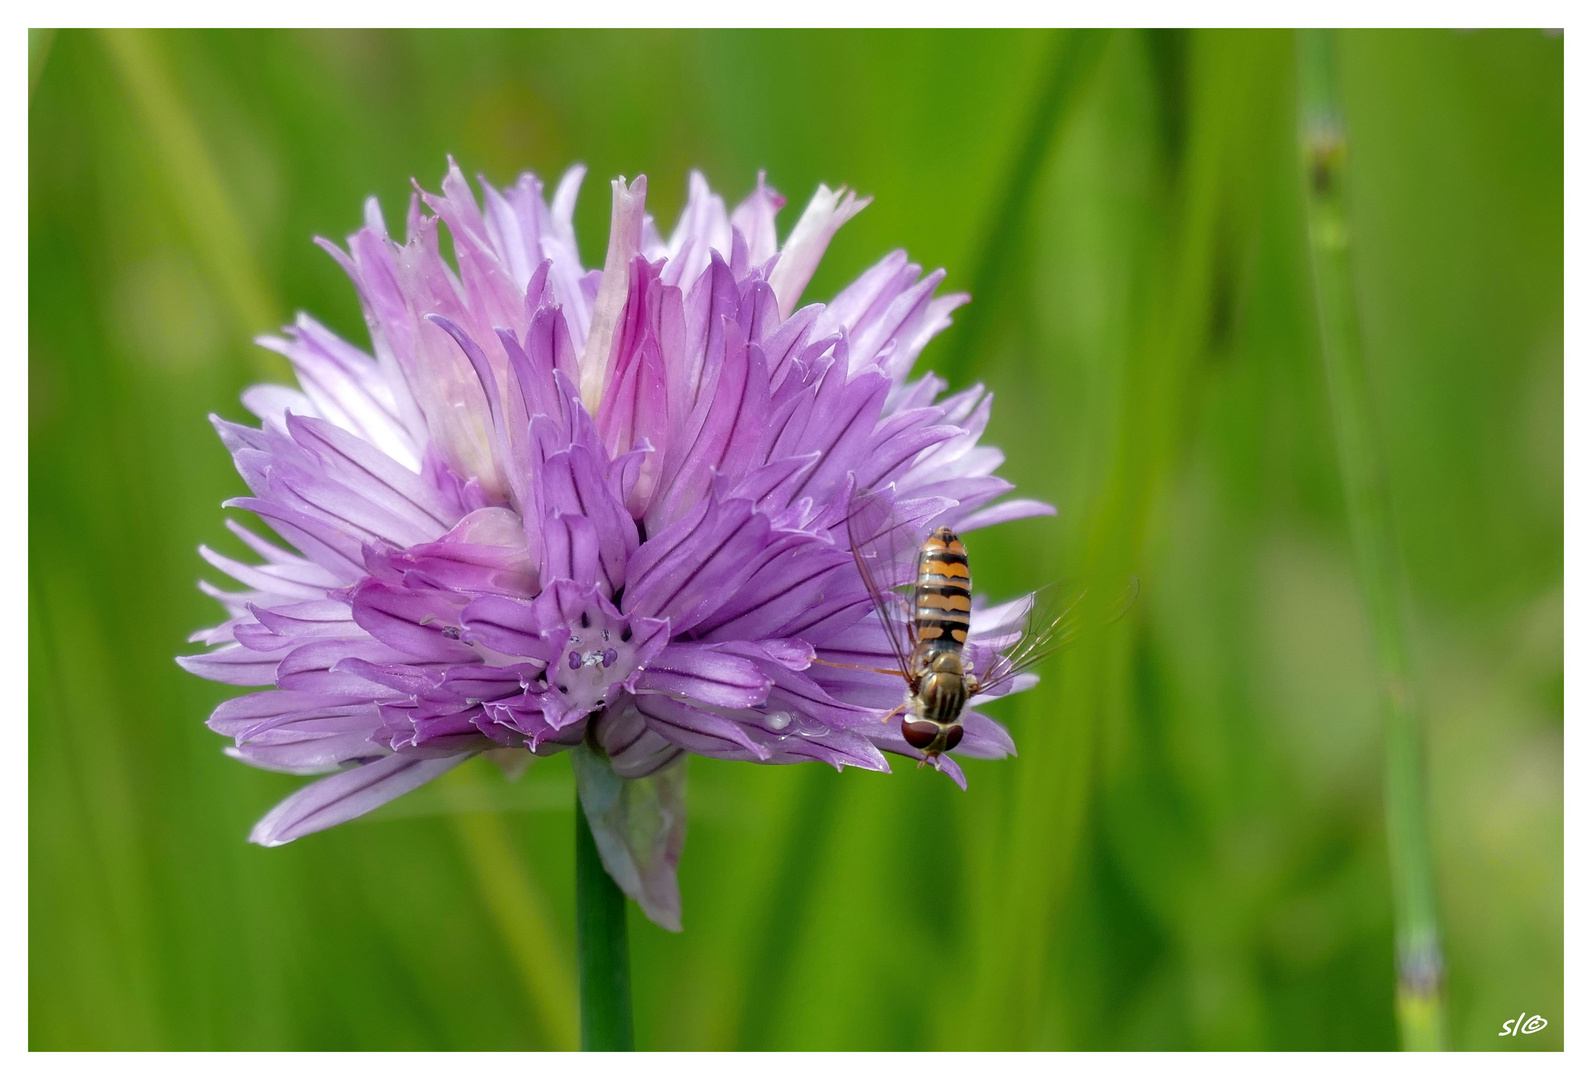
left=912, top=527, right=972, bottom=657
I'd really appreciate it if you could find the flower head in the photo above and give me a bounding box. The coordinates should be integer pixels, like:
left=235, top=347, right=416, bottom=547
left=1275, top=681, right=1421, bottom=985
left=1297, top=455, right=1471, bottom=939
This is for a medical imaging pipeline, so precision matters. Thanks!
left=183, top=161, right=1051, bottom=928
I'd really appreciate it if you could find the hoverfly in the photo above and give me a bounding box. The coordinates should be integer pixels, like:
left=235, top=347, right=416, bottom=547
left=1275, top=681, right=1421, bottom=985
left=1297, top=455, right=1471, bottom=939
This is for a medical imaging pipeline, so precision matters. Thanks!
left=830, top=489, right=1137, bottom=767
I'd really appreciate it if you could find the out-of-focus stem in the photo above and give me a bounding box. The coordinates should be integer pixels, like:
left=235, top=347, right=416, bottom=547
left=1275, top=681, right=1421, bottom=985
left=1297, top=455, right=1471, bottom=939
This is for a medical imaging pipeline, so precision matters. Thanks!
left=731, top=766, right=843, bottom=1049
left=944, top=28, right=1112, bottom=386
left=576, top=794, right=634, bottom=1051
left=30, top=29, right=56, bottom=101
left=1295, top=29, right=1448, bottom=1052
left=97, top=29, right=282, bottom=370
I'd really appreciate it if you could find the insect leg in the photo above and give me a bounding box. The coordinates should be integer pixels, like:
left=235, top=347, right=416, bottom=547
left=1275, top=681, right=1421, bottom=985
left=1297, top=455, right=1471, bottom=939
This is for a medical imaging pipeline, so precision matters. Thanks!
left=810, top=658, right=908, bottom=677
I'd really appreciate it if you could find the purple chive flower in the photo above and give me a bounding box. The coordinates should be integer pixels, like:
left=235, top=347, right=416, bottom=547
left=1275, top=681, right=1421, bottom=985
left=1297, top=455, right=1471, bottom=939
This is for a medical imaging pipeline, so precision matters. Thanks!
left=182, top=161, right=1052, bottom=929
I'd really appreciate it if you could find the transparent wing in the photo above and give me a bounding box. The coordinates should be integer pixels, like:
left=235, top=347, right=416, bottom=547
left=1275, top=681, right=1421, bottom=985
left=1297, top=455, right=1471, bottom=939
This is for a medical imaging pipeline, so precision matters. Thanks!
left=973, top=576, right=1140, bottom=694
left=842, top=487, right=922, bottom=685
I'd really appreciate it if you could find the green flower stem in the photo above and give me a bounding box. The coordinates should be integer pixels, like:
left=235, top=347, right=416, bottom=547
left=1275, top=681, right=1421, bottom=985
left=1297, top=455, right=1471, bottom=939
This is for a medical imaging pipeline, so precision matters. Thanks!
left=1296, top=29, right=1448, bottom=1052
left=575, top=794, right=634, bottom=1051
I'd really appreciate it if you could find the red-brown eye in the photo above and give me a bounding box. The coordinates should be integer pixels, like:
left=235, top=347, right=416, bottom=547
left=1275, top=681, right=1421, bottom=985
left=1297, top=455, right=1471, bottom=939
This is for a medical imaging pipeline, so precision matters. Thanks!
left=943, top=724, right=963, bottom=751
left=902, top=719, right=940, bottom=749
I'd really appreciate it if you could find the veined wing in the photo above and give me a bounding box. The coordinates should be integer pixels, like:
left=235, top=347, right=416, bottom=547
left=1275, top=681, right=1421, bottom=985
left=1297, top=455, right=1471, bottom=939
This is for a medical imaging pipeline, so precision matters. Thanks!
left=839, top=487, right=949, bottom=686
left=973, top=576, right=1140, bottom=694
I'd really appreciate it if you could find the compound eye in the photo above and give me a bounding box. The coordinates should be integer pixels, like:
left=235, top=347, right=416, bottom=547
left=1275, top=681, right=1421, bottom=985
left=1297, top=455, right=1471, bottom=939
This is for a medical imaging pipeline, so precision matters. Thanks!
left=902, top=719, right=940, bottom=750
left=943, top=724, right=964, bottom=751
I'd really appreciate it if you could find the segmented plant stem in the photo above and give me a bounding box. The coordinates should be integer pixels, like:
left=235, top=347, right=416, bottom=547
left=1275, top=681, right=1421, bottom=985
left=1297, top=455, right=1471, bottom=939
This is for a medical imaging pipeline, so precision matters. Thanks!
left=1295, top=29, right=1448, bottom=1052
left=576, top=796, right=634, bottom=1051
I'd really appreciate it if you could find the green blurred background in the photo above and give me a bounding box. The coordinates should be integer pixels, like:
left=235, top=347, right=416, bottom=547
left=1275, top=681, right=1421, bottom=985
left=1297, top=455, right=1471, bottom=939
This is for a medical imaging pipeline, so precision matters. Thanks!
left=28, top=29, right=1561, bottom=1050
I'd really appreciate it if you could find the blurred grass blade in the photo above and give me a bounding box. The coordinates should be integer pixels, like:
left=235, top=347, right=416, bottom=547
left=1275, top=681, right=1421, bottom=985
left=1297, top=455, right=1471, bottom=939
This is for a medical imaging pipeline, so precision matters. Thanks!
left=1296, top=28, right=1448, bottom=1052
left=30, top=28, right=57, bottom=101
left=730, top=767, right=843, bottom=1049
left=943, top=28, right=1112, bottom=385
left=441, top=772, right=578, bottom=1050
left=96, top=29, right=281, bottom=356
left=964, top=29, right=1280, bottom=1048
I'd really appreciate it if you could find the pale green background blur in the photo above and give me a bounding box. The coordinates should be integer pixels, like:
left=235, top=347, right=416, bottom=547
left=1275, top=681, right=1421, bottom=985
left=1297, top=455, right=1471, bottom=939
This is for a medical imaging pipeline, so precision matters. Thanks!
left=29, top=29, right=1561, bottom=1050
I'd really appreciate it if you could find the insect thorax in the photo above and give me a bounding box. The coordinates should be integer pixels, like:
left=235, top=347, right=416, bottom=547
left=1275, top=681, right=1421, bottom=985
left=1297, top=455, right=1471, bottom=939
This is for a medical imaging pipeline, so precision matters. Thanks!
left=911, top=647, right=971, bottom=725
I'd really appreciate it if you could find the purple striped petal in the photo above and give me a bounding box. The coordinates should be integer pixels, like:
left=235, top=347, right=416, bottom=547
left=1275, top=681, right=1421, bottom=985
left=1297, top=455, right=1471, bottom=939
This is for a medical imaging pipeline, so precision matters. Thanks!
left=535, top=442, right=637, bottom=593
left=249, top=752, right=472, bottom=846
left=459, top=593, right=554, bottom=660
left=368, top=507, right=537, bottom=598
left=593, top=695, right=686, bottom=779
left=276, top=638, right=433, bottom=695
left=208, top=689, right=375, bottom=738
left=633, top=694, right=771, bottom=761
left=729, top=171, right=784, bottom=268
left=285, top=413, right=457, bottom=534
left=633, top=643, right=771, bottom=710
left=176, top=642, right=293, bottom=687
left=623, top=495, right=777, bottom=633
left=954, top=710, right=1018, bottom=760
left=227, top=729, right=385, bottom=775
left=743, top=722, right=889, bottom=772
left=953, top=498, right=1057, bottom=533
left=347, top=580, right=476, bottom=662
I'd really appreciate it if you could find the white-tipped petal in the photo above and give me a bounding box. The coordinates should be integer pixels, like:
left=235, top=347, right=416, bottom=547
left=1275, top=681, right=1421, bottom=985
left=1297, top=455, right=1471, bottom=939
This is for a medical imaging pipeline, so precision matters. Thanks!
left=580, top=175, right=648, bottom=412
left=768, top=183, right=871, bottom=319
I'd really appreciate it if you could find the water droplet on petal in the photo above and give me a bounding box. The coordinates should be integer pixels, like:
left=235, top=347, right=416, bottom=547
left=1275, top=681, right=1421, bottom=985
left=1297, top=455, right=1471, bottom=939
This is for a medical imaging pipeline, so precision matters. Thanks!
left=766, top=710, right=792, bottom=731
